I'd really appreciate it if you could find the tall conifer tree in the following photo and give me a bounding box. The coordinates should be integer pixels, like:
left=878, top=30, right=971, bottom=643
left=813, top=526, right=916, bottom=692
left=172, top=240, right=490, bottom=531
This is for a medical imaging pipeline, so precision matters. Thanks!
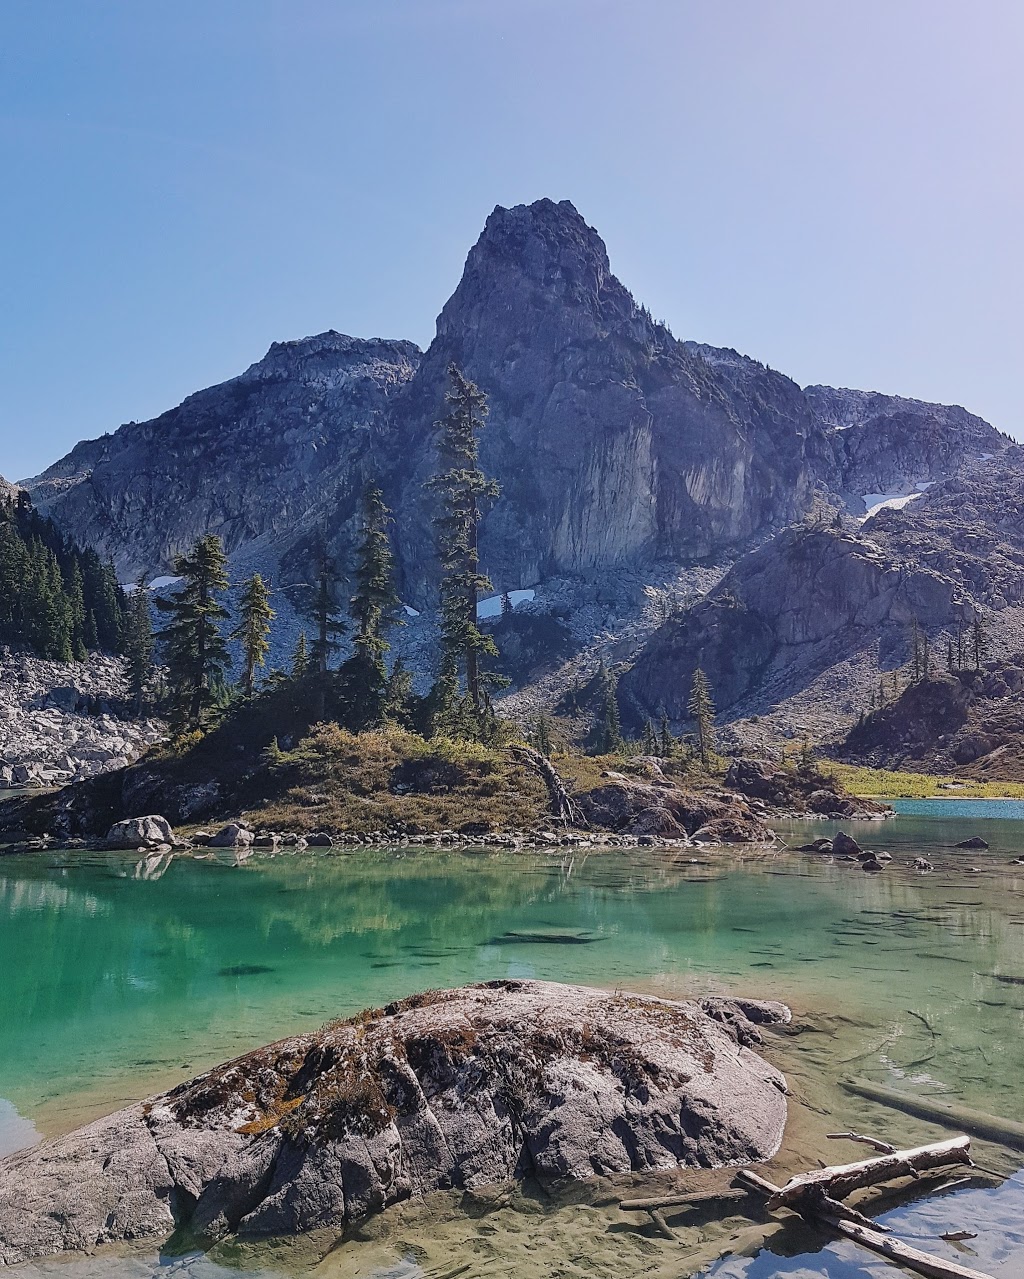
left=426, top=364, right=501, bottom=728
left=231, top=573, right=275, bottom=698
left=338, top=484, right=401, bottom=729
left=155, top=535, right=231, bottom=727
left=688, top=667, right=716, bottom=770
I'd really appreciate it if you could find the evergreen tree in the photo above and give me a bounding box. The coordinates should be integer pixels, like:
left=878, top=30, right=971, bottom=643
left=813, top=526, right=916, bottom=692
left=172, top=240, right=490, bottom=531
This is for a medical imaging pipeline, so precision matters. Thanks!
left=500, top=590, right=513, bottom=616
left=589, top=661, right=623, bottom=755
left=382, top=657, right=414, bottom=727
left=688, top=667, right=716, bottom=770
left=309, top=547, right=345, bottom=678
left=533, top=712, right=554, bottom=757
left=291, top=631, right=309, bottom=678
left=338, top=484, right=402, bottom=729
left=231, top=573, right=275, bottom=698
left=910, top=617, right=922, bottom=682
left=972, top=613, right=989, bottom=670
left=125, top=575, right=154, bottom=715
left=642, top=719, right=657, bottom=755
left=659, top=711, right=674, bottom=757
left=425, top=364, right=501, bottom=727
left=155, top=534, right=231, bottom=728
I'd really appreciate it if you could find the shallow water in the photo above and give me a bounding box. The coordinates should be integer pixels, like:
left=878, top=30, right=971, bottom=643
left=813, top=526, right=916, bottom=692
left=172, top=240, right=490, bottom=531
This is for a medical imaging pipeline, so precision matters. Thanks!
left=2, top=807, right=1024, bottom=1275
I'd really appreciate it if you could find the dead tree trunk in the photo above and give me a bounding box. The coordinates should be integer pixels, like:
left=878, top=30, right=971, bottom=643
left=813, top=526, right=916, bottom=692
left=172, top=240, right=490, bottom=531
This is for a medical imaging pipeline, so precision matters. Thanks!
left=507, top=745, right=585, bottom=827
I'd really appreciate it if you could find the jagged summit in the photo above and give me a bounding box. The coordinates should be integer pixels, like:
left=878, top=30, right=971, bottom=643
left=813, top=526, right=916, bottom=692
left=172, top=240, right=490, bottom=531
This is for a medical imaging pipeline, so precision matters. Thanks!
left=23, top=197, right=1008, bottom=616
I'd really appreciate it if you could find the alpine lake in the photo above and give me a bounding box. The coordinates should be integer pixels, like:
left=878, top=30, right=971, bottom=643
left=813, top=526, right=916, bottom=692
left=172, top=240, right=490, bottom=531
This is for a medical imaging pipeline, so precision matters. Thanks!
left=2, top=799, right=1024, bottom=1277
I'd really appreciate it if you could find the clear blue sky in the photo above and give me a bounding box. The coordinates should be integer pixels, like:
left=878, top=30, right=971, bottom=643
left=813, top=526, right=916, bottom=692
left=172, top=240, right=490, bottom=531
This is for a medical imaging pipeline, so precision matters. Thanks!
left=2, top=0, right=1022, bottom=481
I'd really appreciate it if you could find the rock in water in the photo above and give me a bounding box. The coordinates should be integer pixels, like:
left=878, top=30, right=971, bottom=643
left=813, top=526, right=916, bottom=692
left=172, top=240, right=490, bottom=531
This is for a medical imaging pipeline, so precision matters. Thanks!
left=0, top=980, right=789, bottom=1264
left=955, top=836, right=989, bottom=850
left=103, top=815, right=177, bottom=849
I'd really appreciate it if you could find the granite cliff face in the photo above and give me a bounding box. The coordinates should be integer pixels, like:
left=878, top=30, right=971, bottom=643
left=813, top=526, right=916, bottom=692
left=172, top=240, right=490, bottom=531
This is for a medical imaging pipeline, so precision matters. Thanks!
left=25, top=199, right=1007, bottom=607
left=620, top=523, right=974, bottom=728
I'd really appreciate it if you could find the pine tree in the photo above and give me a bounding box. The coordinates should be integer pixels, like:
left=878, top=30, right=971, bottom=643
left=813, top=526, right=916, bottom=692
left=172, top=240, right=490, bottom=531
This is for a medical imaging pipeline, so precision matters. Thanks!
left=382, top=657, right=414, bottom=727
left=589, top=661, right=623, bottom=755
left=971, top=613, right=988, bottom=670
left=338, top=484, right=402, bottom=729
left=309, top=547, right=345, bottom=678
left=291, top=631, right=309, bottom=678
left=125, top=575, right=154, bottom=715
left=533, top=712, right=553, bottom=757
left=910, top=618, right=922, bottom=682
left=155, top=534, right=231, bottom=728
left=500, top=590, right=513, bottom=616
left=659, top=711, right=674, bottom=757
left=231, top=573, right=275, bottom=698
left=425, top=364, right=501, bottom=729
left=688, top=667, right=716, bottom=770
left=642, top=719, right=657, bottom=755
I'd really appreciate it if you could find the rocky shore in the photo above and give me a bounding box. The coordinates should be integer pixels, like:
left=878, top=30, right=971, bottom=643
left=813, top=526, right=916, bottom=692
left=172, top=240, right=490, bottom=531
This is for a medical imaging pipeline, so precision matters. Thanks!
left=0, top=650, right=164, bottom=788
left=0, top=979, right=789, bottom=1266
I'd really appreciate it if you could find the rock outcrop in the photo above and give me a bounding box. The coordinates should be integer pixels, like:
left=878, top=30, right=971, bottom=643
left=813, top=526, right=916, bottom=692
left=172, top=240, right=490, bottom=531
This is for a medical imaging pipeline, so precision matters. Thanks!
left=0, top=650, right=164, bottom=787
left=0, top=980, right=789, bottom=1265
left=621, top=524, right=971, bottom=727
left=838, top=662, right=1024, bottom=779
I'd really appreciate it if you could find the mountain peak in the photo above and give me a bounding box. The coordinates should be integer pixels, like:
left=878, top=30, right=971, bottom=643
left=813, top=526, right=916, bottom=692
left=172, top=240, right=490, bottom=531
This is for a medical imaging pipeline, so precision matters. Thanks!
left=433, top=198, right=635, bottom=347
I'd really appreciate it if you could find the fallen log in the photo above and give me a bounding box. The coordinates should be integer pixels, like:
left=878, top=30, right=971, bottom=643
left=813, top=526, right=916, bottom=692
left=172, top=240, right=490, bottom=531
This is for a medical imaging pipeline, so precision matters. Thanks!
left=736, top=1158, right=995, bottom=1279
left=766, top=1136, right=972, bottom=1211
left=842, top=1076, right=1024, bottom=1150
left=618, top=1188, right=748, bottom=1212
left=829, top=1217, right=994, bottom=1279
left=506, top=745, right=585, bottom=826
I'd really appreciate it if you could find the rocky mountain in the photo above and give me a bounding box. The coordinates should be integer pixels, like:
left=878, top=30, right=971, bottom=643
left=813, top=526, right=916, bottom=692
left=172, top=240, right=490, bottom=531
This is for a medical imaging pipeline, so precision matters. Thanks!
left=838, top=662, right=1024, bottom=780
left=619, top=521, right=973, bottom=729
left=18, top=198, right=1019, bottom=753
left=26, top=333, right=421, bottom=585
left=24, top=200, right=1007, bottom=608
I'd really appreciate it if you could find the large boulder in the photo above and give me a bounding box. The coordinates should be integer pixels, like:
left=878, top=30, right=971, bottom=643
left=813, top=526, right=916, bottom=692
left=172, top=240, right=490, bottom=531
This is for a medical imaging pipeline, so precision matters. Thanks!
left=207, top=822, right=254, bottom=848
left=576, top=778, right=773, bottom=843
left=103, top=815, right=176, bottom=849
left=0, top=980, right=789, bottom=1264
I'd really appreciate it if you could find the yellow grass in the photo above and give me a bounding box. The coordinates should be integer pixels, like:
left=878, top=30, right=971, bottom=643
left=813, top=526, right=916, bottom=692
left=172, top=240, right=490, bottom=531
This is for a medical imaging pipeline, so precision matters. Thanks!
left=827, top=761, right=1024, bottom=800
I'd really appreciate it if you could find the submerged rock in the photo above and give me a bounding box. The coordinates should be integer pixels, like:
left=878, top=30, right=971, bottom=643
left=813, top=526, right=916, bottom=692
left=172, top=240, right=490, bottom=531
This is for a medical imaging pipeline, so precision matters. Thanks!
left=832, top=831, right=862, bottom=857
left=0, top=980, right=789, bottom=1264
left=955, top=835, right=989, bottom=850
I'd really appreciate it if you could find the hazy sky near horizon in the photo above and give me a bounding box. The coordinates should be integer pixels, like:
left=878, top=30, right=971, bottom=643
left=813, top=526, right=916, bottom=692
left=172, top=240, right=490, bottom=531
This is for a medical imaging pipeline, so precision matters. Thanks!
left=2, top=0, right=1023, bottom=480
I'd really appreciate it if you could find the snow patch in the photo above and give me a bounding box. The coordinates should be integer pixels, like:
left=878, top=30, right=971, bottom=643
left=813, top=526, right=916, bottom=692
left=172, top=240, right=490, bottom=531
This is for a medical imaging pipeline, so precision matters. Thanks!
left=861, top=491, right=925, bottom=518
left=148, top=575, right=183, bottom=591
left=979, top=452, right=994, bottom=461
left=402, top=604, right=421, bottom=618
left=477, top=589, right=536, bottom=620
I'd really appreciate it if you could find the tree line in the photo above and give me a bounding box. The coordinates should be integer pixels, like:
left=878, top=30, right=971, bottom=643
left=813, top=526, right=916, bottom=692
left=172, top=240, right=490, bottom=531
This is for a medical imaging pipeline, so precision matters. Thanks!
left=146, top=365, right=511, bottom=741
left=0, top=490, right=127, bottom=661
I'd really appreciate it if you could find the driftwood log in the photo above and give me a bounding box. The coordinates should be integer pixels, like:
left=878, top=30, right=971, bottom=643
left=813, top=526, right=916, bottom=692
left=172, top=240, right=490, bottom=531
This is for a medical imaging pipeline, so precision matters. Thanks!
left=507, top=745, right=585, bottom=826
left=842, top=1076, right=1024, bottom=1150
left=827, top=1130, right=897, bottom=1154
left=735, top=1138, right=996, bottom=1279
left=766, top=1135, right=972, bottom=1211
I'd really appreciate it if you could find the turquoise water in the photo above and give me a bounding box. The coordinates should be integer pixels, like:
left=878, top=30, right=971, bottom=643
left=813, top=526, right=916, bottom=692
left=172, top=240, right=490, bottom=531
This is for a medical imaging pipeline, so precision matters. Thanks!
left=891, top=797, right=1024, bottom=821
left=2, top=808, right=1024, bottom=1275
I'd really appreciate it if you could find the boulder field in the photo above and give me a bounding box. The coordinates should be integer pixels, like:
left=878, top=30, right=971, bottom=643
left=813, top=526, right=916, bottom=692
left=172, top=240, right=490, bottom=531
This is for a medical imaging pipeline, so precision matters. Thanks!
left=0, top=980, right=790, bottom=1266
